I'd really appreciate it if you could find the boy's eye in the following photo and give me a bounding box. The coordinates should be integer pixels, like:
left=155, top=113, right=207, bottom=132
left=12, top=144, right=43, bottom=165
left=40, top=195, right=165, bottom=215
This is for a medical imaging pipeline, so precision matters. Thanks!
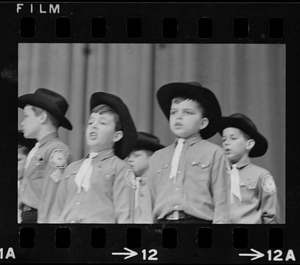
left=170, top=110, right=177, bottom=115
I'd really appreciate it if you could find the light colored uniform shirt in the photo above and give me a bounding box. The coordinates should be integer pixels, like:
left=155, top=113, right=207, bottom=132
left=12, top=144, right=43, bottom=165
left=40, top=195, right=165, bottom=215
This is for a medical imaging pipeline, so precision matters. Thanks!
left=227, top=157, right=277, bottom=224
left=49, top=148, right=135, bottom=223
left=133, top=173, right=153, bottom=224
left=148, top=134, right=228, bottom=223
left=18, top=132, right=70, bottom=223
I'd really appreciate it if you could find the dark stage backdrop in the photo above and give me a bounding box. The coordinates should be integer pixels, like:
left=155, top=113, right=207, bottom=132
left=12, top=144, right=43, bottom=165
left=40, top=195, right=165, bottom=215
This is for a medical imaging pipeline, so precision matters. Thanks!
left=18, top=43, right=285, bottom=223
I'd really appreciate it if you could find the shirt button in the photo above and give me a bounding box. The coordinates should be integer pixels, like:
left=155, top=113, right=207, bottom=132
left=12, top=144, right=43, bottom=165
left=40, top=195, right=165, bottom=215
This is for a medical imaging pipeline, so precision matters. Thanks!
left=174, top=205, right=179, bottom=209
left=70, top=220, right=75, bottom=223
left=75, top=202, right=80, bottom=205
left=191, top=161, right=197, bottom=166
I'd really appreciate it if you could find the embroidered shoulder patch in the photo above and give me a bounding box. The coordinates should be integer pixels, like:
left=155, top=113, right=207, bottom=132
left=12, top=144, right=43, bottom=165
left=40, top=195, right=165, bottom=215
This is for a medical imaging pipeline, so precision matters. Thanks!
left=262, top=175, right=277, bottom=193
left=49, top=149, right=68, bottom=169
left=125, top=169, right=136, bottom=189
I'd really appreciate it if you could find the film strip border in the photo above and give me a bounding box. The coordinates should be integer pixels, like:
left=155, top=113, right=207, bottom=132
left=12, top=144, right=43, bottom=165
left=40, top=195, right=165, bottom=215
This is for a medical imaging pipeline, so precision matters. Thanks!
left=8, top=3, right=295, bottom=42
left=19, top=226, right=284, bottom=249
left=14, top=225, right=295, bottom=263
left=19, top=16, right=284, bottom=39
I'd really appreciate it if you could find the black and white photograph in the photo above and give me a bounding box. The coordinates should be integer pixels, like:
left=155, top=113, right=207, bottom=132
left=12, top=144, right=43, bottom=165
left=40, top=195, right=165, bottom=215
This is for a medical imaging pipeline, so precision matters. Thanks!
left=2, top=2, right=300, bottom=263
left=17, top=43, right=285, bottom=224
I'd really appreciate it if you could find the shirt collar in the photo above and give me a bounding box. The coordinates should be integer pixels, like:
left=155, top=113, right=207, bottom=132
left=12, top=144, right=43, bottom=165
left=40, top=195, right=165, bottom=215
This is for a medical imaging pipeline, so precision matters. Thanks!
left=136, top=172, right=147, bottom=186
left=88, top=147, right=114, bottom=161
left=175, top=133, right=202, bottom=146
left=38, top=132, right=58, bottom=147
left=235, top=157, right=251, bottom=169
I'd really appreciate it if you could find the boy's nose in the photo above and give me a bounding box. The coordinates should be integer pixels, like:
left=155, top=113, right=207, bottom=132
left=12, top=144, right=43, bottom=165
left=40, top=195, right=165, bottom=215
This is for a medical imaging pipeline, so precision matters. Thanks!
left=176, top=112, right=183, bottom=119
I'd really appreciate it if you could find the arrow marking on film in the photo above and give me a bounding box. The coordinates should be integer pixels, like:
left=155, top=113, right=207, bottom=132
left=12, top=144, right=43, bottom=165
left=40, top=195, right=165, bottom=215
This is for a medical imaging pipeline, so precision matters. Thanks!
left=239, top=248, right=265, bottom=261
left=112, top=247, right=138, bottom=260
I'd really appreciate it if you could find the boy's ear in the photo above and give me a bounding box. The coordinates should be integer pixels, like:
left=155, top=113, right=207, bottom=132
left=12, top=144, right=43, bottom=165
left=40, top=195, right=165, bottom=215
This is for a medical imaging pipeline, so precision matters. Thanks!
left=199, top=117, right=209, bottom=130
left=246, top=139, right=255, bottom=151
left=113, top=131, right=124, bottom=143
left=39, top=111, right=48, bottom=124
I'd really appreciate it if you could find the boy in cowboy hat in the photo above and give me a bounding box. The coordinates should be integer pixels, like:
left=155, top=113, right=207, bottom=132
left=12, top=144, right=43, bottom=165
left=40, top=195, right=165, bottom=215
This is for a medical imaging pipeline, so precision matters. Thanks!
left=18, top=131, right=36, bottom=223
left=219, top=113, right=277, bottom=224
left=148, top=82, right=228, bottom=224
left=49, top=92, right=137, bottom=223
left=18, top=88, right=72, bottom=223
left=127, top=132, right=164, bottom=223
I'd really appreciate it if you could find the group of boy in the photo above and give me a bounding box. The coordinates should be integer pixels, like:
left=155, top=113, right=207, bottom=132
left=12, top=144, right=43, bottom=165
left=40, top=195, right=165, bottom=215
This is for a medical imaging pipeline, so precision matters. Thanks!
left=18, top=82, right=278, bottom=224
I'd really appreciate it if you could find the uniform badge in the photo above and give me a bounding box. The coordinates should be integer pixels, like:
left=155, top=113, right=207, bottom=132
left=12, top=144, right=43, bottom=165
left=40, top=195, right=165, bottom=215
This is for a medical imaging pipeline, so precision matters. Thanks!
left=125, top=169, right=136, bottom=189
left=50, top=169, right=62, bottom=183
left=49, top=149, right=68, bottom=169
left=262, top=175, right=277, bottom=193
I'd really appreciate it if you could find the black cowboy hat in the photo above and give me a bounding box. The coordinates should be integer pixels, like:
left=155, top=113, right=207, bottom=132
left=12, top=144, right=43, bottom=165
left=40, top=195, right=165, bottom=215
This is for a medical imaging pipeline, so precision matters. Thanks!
left=134, top=132, right=165, bottom=152
left=18, top=88, right=72, bottom=130
left=218, top=113, right=268, bottom=157
left=18, top=130, right=36, bottom=151
left=90, top=92, right=137, bottom=159
left=156, top=82, right=222, bottom=139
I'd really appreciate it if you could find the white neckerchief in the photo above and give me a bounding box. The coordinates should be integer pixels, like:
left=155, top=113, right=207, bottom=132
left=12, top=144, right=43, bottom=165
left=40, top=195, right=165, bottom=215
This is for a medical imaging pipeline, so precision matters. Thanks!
left=230, top=164, right=242, bottom=203
left=134, top=176, right=141, bottom=208
left=74, top=152, right=99, bottom=193
left=169, top=138, right=185, bottom=183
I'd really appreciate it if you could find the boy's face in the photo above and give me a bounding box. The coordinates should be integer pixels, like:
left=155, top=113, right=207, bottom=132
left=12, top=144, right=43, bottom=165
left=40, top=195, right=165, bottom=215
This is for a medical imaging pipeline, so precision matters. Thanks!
left=222, top=127, right=254, bottom=164
left=127, top=150, right=151, bottom=177
left=86, top=112, right=122, bottom=152
left=21, top=105, right=41, bottom=139
left=169, top=99, right=207, bottom=138
left=18, top=150, right=27, bottom=180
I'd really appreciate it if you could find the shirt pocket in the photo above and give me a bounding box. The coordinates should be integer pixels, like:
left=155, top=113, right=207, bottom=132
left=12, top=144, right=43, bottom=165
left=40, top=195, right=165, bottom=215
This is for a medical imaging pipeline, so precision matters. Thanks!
left=187, top=160, right=210, bottom=183
left=34, top=155, right=46, bottom=180
left=94, top=167, right=115, bottom=193
left=240, top=180, right=258, bottom=203
left=154, top=163, right=170, bottom=191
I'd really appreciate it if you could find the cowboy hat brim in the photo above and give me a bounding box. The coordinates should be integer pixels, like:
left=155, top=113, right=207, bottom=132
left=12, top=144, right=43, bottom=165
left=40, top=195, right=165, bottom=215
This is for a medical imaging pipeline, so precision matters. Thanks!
left=157, top=82, right=222, bottom=139
left=134, top=139, right=165, bottom=152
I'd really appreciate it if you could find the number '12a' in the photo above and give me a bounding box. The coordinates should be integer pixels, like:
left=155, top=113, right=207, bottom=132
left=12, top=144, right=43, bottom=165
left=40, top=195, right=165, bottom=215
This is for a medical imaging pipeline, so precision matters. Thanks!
left=267, top=250, right=296, bottom=261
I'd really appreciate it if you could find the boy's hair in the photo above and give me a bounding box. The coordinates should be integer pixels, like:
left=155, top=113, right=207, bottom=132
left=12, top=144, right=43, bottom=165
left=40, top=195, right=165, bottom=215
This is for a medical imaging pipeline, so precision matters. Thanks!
left=91, top=104, right=122, bottom=131
left=18, top=145, right=29, bottom=156
left=31, top=106, right=60, bottom=128
left=172, top=97, right=207, bottom=117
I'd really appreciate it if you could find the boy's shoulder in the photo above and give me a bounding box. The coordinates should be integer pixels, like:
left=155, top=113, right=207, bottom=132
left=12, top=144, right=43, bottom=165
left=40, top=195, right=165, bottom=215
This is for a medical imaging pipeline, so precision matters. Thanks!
left=47, top=137, right=69, bottom=150
left=151, top=144, right=173, bottom=159
left=200, top=139, right=223, bottom=151
left=248, top=162, right=270, bottom=176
